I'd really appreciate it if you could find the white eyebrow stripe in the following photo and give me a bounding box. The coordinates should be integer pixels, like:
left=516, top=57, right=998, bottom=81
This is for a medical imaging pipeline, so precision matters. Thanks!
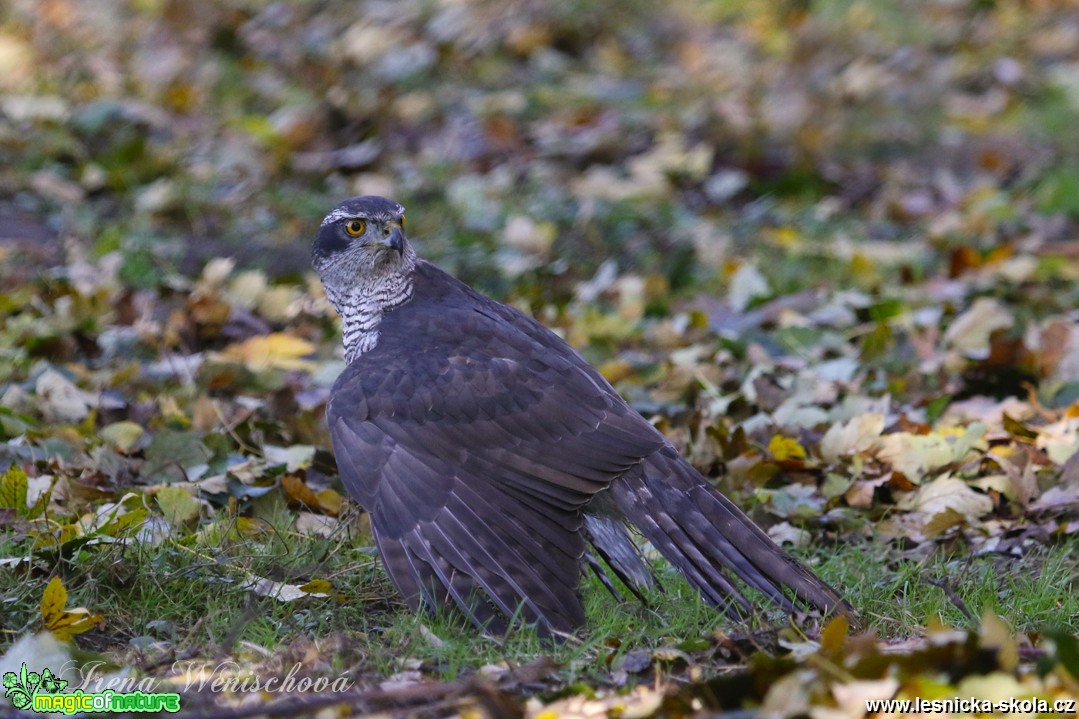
left=321, top=207, right=361, bottom=227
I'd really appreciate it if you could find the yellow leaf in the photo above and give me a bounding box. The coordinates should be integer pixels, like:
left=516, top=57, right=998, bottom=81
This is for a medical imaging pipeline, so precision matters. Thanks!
left=50, top=612, right=103, bottom=642
left=980, top=609, right=1019, bottom=672
left=819, top=614, right=849, bottom=653
left=769, top=435, right=807, bottom=461
left=768, top=226, right=802, bottom=249
left=957, top=672, right=1026, bottom=704
left=598, top=359, right=635, bottom=384
left=0, top=464, right=28, bottom=514
left=47, top=607, right=91, bottom=630
left=218, top=333, right=316, bottom=372
left=922, top=506, right=967, bottom=536
left=316, top=488, right=344, bottom=516
left=1002, top=413, right=1038, bottom=440
left=101, top=507, right=149, bottom=536
left=40, top=577, right=68, bottom=627
left=233, top=516, right=272, bottom=539
left=988, top=444, right=1017, bottom=460
left=848, top=252, right=878, bottom=283
left=32, top=524, right=80, bottom=549
left=300, top=579, right=333, bottom=595
left=40, top=577, right=103, bottom=641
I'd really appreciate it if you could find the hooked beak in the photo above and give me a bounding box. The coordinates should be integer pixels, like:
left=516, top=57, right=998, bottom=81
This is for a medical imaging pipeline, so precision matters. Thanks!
left=380, top=225, right=405, bottom=256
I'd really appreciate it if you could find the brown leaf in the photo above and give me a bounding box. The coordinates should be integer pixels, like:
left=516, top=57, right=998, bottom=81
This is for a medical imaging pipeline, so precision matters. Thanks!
left=1003, top=446, right=1040, bottom=508
left=845, top=478, right=885, bottom=508
left=281, top=474, right=321, bottom=510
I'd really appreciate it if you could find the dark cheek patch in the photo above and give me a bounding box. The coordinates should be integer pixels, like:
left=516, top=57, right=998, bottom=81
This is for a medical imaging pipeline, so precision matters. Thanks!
left=314, top=225, right=350, bottom=258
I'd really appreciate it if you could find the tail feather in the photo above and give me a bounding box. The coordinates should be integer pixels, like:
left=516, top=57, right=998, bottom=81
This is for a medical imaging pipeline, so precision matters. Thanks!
left=605, top=446, right=851, bottom=618
left=632, top=498, right=754, bottom=616
left=582, top=501, right=657, bottom=602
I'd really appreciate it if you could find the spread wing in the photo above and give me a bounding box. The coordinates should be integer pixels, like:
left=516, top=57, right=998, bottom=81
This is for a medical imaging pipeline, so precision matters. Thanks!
left=327, top=286, right=664, bottom=634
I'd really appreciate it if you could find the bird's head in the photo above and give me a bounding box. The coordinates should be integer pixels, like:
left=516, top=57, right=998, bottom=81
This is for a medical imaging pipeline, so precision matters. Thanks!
left=312, top=196, right=415, bottom=291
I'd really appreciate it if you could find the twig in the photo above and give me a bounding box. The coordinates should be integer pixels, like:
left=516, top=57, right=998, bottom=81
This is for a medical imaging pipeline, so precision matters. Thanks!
left=922, top=577, right=975, bottom=623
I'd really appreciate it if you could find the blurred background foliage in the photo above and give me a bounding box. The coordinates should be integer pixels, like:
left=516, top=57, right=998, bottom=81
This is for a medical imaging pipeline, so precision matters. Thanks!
left=3, top=0, right=1079, bottom=300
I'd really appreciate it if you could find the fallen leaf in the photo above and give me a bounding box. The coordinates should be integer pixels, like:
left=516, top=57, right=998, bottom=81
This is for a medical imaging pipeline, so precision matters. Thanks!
left=1028, top=484, right=1079, bottom=513
left=281, top=475, right=321, bottom=509
left=529, top=686, right=662, bottom=719
left=155, top=486, right=201, bottom=526
left=727, top=262, right=770, bottom=312
left=956, top=671, right=1027, bottom=704
left=898, top=476, right=994, bottom=527
left=769, top=434, right=808, bottom=461
left=298, top=579, right=335, bottom=597
left=35, top=369, right=97, bottom=423
left=877, top=425, right=985, bottom=481
left=0, top=464, right=29, bottom=515
left=769, top=521, right=811, bottom=546
left=293, top=511, right=337, bottom=537
left=820, top=413, right=885, bottom=462
left=980, top=609, right=1019, bottom=672
left=99, top=421, right=144, bottom=452
left=316, top=488, right=344, bottom=516
left=814, top=678, right=900, bottom=719
left=264, top=444, right=316, bottom=471
left=217, top=333, right=317, bottom=372
left=944, top=297, right=1013, bottom=359
left=40, top=577, right=103, bottom=641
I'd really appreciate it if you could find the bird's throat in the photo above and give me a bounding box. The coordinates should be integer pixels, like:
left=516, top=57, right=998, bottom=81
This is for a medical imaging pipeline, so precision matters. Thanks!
left=328, top=268, right=414, bottom=363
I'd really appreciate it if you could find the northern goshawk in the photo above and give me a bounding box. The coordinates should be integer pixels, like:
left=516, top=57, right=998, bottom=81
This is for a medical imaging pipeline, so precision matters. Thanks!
left=313, top=195, right=850, bottom=635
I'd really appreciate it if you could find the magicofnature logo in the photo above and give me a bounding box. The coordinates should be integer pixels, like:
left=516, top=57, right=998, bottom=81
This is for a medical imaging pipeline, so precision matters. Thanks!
left=3, top=662, right=180, bottom=714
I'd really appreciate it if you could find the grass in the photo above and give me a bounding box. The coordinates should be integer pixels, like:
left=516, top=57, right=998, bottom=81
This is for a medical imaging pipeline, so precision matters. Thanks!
left=806, top=536, right=1079, bottom=638
left=3, top=515, right=1076, bottom=684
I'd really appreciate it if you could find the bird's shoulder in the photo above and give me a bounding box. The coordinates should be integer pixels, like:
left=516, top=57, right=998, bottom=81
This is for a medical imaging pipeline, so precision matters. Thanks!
left=389, top=260, right=570, bottom=358
left=328, top=260, right=607, bottom=420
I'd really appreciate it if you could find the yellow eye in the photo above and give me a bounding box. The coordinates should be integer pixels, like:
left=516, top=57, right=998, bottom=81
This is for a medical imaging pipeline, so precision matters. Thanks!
left=344, top=219, right=366, bottom=237
left=399, top=215, right=405, bottom=230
